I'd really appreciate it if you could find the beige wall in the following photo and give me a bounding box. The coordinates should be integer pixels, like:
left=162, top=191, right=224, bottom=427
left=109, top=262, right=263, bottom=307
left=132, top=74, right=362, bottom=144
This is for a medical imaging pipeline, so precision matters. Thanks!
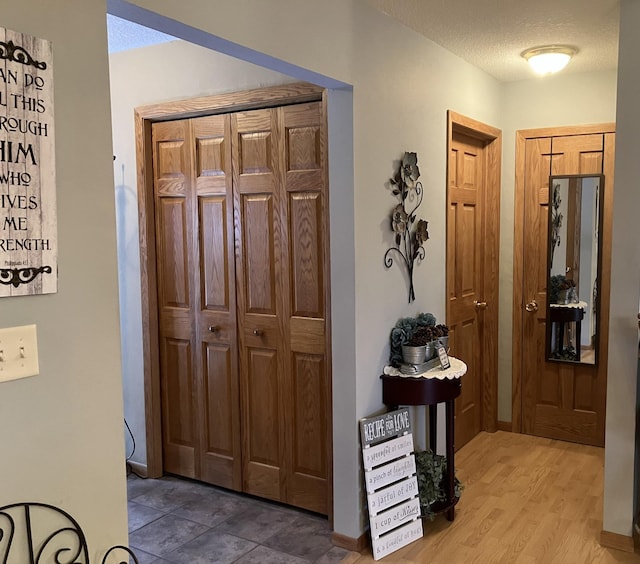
left=604, top=0, right=640, bottom=537
left=0, top=0, right=128, bottom=559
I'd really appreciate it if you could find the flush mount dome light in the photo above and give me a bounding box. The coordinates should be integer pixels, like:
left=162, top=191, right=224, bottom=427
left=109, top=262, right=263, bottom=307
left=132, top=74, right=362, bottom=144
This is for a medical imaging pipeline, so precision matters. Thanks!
left=521, top=45, right=577, bottom=75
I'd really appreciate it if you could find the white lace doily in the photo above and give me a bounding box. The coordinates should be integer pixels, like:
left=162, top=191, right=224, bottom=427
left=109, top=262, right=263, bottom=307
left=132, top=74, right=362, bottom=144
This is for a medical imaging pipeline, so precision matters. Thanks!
left=383, top=357, right=467, bottom=380
left=549, top=300, right=587, bottom=310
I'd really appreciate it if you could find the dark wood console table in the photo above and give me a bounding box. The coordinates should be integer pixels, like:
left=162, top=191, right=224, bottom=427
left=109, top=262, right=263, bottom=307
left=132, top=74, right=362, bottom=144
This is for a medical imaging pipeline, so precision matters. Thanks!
left=549, top=302, right=587, bottom=361
left=381, top=359, right=465, bottom=521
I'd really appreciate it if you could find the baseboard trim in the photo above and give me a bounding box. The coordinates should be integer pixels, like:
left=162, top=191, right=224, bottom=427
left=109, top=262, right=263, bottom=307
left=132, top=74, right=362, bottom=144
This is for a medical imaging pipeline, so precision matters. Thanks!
left=126, top=460, right=148, bottom=478
left=331, top=531, right=369, bottom=552
left=600, top=530, right=634, bottom=553
left=497, top=420, right=512, bottom=432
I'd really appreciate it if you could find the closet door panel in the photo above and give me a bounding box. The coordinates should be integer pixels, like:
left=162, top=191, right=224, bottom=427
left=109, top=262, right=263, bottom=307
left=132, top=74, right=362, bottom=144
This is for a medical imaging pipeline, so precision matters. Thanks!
left=241, top=194, right=277, bottom=314
left=160, top=338, right=195, bottom=477
left=233, top=109, right=287, bottom=502
left=192, top=114, right=241, bottom=489
left=289, top=192, right=323, bottom=317
left=290, top=352, right=327, bottom=512
left=242, top=347, right=282, bottom=500
left=199, top=196, right=230, bottom=310
left=152, top=120, right=198, bottom=478
left=281, top=102, right=329, bottom=513
left=157, top=199, right=190, bottom=308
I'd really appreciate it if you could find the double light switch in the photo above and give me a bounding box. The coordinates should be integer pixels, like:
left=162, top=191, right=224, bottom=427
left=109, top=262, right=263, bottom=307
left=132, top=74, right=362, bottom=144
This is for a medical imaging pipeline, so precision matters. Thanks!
left=0, top=324, right=39, bottom=383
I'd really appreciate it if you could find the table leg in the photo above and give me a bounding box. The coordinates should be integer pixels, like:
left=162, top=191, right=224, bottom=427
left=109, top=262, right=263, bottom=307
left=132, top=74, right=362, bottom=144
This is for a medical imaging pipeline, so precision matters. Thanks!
left=445, top=398, right=455, bottom=521
left=429, top=405, right=437, bottom=452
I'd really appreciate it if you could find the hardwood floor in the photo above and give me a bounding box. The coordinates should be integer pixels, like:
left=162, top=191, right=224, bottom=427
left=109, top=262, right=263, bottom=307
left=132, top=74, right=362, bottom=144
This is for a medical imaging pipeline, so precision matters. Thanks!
left=346, top=431, right=639, bottom=563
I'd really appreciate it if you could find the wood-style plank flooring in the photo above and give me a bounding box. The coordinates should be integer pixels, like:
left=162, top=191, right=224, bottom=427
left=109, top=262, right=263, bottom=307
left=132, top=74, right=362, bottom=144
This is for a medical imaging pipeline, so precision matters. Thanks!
left=346, top=431, right=639, bottom=563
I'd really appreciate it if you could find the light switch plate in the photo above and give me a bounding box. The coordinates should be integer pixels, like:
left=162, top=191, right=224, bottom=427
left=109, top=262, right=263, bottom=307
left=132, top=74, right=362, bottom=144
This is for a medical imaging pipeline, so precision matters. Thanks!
left=0, top=324, right=39, bottom=383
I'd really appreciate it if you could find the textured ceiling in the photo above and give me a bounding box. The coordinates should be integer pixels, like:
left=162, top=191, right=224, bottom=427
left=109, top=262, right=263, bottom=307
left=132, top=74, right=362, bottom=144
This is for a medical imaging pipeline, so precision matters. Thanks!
left=107, top=14, right=176, bottom=53
left=363, top=0, right=620, bottom=82
left=107, top=2, right=620, bottom=83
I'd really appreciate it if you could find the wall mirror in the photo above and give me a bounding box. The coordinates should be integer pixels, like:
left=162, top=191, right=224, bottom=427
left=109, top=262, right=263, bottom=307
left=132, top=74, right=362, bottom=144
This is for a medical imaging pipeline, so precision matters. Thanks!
left=546, top=174, right=604, bottom=365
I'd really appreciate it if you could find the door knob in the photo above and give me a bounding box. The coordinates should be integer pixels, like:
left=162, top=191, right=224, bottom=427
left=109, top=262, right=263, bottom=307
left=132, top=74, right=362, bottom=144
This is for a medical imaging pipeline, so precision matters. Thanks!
left=208, top=325, right=218, bottom=333
left=525, top=300, right=539, bottom=312
left=253, top=329, right=263, bottom=336
left=474, top=300, right=488, bottom=310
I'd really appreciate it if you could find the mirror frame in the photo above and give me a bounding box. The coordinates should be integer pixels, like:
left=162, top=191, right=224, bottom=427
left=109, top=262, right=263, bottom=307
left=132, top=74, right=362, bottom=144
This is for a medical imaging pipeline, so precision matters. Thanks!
left=545, top=174, right=605, bottom=365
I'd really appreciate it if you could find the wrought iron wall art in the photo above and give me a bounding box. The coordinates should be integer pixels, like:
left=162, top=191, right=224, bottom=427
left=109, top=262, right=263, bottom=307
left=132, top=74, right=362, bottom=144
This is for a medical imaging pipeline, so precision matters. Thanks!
left=0, top=266, right=52, bottom=287
left=0, top=39, right=47, bottom=70
left=384, top=152, right=429, bottom=302
left=550, top=182, right=563, bottom=268
left=0, top=502, right=139, bottom=564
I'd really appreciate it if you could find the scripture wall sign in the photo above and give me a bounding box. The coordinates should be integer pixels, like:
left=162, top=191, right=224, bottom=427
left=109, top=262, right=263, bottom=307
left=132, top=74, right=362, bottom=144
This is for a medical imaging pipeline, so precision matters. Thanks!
left=0, top=27, right=57, bottom=296
left=360, top=408, right=423, bottom=560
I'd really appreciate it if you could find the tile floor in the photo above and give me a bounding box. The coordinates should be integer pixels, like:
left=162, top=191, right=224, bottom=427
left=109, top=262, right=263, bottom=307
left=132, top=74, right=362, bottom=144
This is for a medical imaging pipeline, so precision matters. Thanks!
left=127, top=473, right=353, bottom=563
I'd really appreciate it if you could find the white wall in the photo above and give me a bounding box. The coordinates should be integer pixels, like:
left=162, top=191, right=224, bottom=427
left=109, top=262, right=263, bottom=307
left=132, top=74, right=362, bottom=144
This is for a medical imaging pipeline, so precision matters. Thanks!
left=604, top=0, right=640, bottom=537
left=499, top=70, right=617, bottom=420
left=0, top=0, right=128, bottom=559
left=109, top=39, right=295, bottom=466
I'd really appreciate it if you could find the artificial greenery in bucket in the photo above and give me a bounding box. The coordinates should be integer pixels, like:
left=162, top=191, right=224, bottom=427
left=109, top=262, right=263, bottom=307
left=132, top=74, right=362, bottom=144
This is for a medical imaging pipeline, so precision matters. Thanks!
left=415, top=449, right=463, bottom=520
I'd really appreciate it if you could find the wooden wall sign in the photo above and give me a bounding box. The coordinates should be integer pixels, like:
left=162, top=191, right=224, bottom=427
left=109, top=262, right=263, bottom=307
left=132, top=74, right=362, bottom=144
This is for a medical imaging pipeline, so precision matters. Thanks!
left=0, top=27, right=56, bottom=297
left=360, top=408, right=423, bottom=560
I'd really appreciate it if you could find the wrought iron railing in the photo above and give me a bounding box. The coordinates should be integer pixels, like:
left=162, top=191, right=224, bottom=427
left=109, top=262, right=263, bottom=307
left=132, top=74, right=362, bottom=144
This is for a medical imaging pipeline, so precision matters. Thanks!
left=0, top=502, right=139, bottom=564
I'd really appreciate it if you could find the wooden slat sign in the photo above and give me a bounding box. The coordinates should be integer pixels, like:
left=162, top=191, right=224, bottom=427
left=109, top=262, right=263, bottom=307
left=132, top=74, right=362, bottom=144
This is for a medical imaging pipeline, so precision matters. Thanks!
left=360, top=408, right=422, bottom=560
left=0, top=27, right=57, bottom=296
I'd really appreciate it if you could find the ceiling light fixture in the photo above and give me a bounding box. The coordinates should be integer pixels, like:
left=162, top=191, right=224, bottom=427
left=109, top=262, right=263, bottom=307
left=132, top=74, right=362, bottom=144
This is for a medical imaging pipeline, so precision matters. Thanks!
left=521, top=45, right=577, bottom=75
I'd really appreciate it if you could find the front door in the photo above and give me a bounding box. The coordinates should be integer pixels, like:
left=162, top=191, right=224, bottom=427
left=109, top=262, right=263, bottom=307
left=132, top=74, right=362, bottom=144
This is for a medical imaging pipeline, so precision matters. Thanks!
left=447, top=112, right=501, bottom=450
left=516, top=126, right=614, bottom=446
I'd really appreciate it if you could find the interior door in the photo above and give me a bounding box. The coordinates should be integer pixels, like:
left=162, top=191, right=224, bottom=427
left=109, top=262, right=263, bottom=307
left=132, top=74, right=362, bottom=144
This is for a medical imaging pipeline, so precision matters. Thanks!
left=520, top=131, right=611, bottom=445
left=447, top=112, right=500, bottom=450
left=447, top=131, right=485, bottom=449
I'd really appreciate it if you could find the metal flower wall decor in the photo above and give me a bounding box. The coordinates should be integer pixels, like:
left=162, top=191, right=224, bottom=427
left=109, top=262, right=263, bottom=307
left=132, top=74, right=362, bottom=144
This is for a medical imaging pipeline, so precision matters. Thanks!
left=384, top=152, right=429, bottom=302
left=550, top=182, right=563, bottom=268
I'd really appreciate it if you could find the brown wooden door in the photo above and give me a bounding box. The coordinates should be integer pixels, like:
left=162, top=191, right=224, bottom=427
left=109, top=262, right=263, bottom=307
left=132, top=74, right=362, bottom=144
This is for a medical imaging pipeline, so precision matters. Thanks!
left=233, top=103, right=330, bottom=514
left=448, top=131, right=485, bottom=449
left=281, top=102, right=330, bottom=514
left=138, top=84, right=331, bottom=513
left=152, top=115, right=241, bottom=489
left=520, top=132, right=612, bottom=446
left=446, top=112, right=500, bottom=451
left=233, top=108, right=286, bottom=503
left=192, top=115, right=242, bottom=490
left=153, top=119, right=198, bottom=479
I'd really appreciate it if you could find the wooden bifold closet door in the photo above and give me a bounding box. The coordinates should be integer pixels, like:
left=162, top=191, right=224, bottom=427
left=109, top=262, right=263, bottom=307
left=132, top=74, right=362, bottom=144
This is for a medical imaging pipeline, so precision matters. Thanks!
left=151, top=101, right=330, bottom=515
